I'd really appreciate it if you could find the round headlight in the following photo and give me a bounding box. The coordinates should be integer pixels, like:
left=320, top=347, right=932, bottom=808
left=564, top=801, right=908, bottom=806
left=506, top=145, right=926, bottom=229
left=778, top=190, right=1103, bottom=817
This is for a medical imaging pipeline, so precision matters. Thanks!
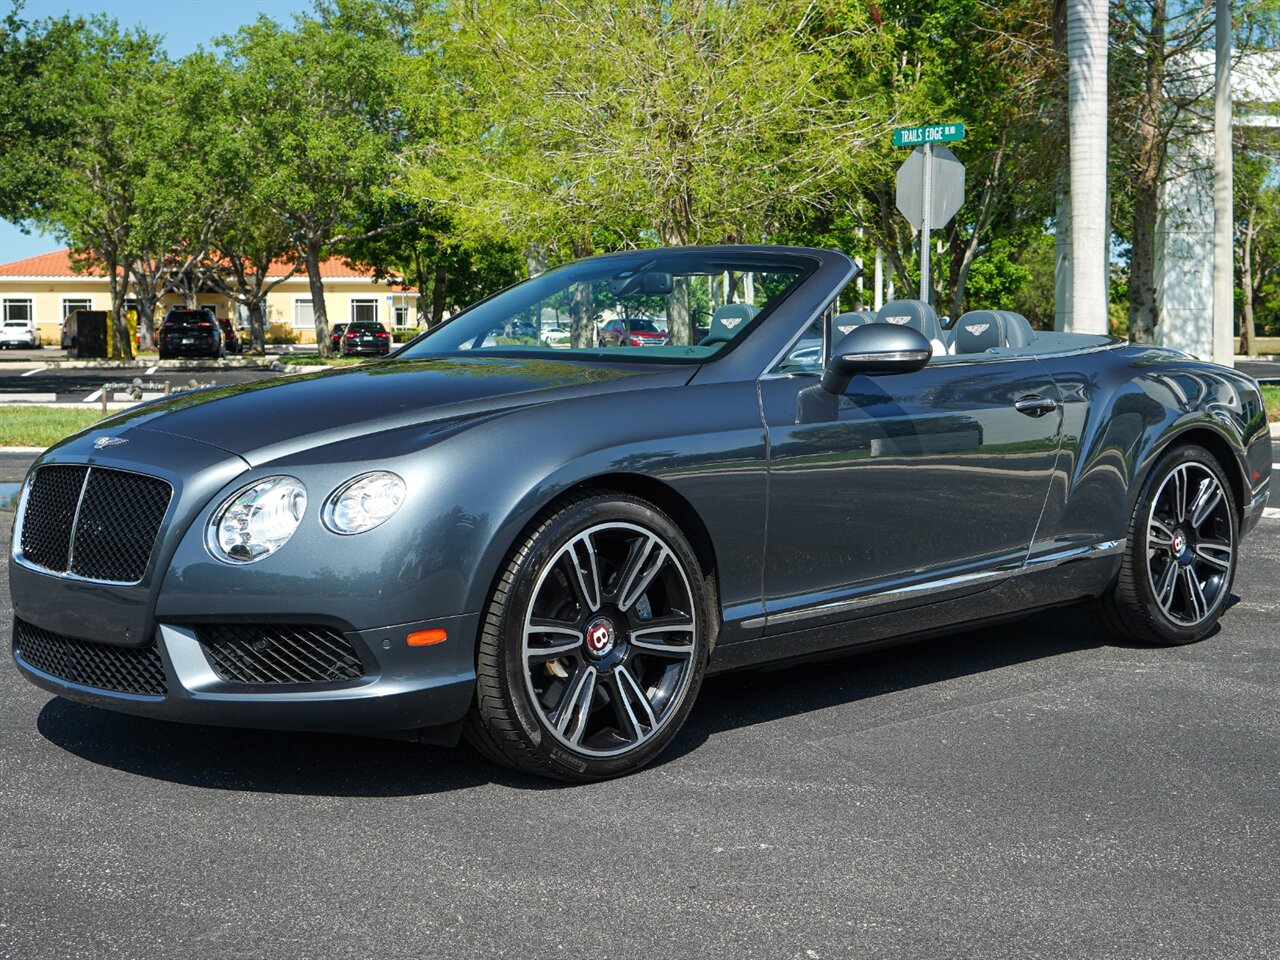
left=207, top=476, right=307, bottom=564
left=323, top=471, right=406, bottom=535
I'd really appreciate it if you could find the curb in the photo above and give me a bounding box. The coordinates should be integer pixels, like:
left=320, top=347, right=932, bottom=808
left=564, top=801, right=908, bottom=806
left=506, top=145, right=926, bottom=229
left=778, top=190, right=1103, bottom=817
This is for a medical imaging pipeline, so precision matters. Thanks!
left=0, top=446, right=46, bottom=453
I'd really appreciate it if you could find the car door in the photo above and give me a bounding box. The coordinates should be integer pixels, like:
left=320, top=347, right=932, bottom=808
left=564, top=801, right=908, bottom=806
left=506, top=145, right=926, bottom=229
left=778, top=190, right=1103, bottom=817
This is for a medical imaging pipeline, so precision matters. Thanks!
left=757, top=324, right=1063, bottom=633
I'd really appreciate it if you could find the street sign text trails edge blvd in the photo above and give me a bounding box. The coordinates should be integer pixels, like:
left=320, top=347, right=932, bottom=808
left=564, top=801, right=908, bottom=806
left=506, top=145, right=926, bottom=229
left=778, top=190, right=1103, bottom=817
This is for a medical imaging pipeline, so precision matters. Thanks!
left=893, top=123, right=967, bottom=148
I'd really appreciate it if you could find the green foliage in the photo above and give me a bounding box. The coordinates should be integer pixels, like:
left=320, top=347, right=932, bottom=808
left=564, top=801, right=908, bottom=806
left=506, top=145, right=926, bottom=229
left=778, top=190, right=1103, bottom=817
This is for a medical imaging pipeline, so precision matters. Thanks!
left=0, top=5, right=86, bottom=222
left=266, top=322, right=300, bottom=345
left=1261, top=385, right=1280, bottom=422
left=407, top=0, right=884, bottom=257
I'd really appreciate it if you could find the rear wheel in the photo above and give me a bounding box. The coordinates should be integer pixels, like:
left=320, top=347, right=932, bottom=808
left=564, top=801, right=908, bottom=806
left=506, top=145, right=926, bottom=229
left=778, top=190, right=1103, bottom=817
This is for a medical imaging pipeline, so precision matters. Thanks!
left=465, top=492, right=711, bottom=781
left=1096, top=445, right=1237, bottom=645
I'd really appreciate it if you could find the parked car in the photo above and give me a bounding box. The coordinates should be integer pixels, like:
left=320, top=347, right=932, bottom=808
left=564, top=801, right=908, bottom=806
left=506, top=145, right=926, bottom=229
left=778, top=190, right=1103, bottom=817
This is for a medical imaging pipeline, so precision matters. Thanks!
left=339, top=321, right=391, bottom=357
left=157, top=308, right=224, bottom=360
left=597, top=317, right=670, bottom=348
left=7, top=246, right=1271, bottom=784
left=329, top=323, right=347, bottom=353
left=216, top=318, right=241, bottom=355
left=542, top=322, right=572, bottom=348
left=0, top=319, right=38, bottom=349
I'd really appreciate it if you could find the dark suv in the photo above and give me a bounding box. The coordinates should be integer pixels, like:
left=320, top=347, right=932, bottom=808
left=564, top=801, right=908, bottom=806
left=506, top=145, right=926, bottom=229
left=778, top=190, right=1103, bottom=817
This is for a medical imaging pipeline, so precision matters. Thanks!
left=158, top=309, right=224, bottom=359
left=339, top=322, right=391, bottom=357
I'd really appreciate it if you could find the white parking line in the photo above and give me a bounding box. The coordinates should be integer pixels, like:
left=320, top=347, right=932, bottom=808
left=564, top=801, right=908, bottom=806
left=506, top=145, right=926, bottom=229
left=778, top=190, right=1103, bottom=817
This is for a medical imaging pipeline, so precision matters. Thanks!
left=145, top=365, right=158, bottom=375
left=20, top=366, right=46, bottom=377
left=82, top=389, right=102, bottom=404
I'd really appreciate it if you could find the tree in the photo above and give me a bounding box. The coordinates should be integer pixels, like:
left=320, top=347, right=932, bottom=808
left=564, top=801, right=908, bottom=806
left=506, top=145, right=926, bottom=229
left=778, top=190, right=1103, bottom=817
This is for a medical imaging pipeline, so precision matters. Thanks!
left=1235, top=145, right=1280, bottom=353
left=47, top=20, right=169, bottom=360
left=1109, top=0, right=1279, bottom=344
left=410, top=0, right=885, bottom=345
left=125, top=51, right=238, bottom=351
left=219, top=1, right=409, bottom=355
left=0, top=4, right=84, bottom=223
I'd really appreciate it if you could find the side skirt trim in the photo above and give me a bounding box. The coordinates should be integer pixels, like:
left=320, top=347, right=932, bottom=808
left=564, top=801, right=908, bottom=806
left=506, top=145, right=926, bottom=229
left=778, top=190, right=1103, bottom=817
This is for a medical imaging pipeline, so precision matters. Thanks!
left=745, top=539, right=1124, bottom=632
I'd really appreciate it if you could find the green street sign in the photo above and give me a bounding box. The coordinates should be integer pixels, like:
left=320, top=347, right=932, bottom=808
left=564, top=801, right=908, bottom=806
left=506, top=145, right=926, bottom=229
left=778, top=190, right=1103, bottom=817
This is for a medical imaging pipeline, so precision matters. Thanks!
left=893, top=122, right=966, bottom=148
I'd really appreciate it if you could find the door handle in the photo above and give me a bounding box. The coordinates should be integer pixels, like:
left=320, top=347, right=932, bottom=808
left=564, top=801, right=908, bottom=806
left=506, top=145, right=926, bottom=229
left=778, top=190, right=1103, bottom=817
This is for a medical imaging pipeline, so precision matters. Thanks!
left=1014, top=394, right=1059, bottom=417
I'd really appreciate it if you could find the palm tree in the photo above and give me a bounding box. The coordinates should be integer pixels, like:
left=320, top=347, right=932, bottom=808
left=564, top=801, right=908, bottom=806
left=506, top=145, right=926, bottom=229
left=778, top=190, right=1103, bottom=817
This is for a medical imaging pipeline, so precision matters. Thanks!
left=1066, top=0, right=1109, bottom=334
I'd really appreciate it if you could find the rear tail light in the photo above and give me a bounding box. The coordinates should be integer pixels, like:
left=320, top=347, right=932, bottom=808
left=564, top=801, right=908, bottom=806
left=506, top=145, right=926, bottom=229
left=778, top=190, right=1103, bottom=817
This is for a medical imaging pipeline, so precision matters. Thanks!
left=345, top=332, right=358, bottom=339
left=198, top=320, right=213, bottom=327
left=375, top=332, right=388, bottom=339
left=628, top=336, right=642, bottom=346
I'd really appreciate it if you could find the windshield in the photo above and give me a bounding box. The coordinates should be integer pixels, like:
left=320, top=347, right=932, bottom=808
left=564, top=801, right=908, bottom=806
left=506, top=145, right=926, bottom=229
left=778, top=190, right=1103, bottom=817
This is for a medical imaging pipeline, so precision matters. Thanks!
left=398, top=249, right=815, bottom=364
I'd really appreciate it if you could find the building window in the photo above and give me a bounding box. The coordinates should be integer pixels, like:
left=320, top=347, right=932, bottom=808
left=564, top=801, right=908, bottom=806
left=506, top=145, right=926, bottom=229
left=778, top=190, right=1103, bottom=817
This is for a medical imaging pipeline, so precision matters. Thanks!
left=293, top=298, right=314, bottom=328
left=350, top=299, right=379, bottom=324
left=62, top=298, right=93, bottom=319
left=393, top=305, right=411, bottom=327
left=3, top=299, right=33, bottom=323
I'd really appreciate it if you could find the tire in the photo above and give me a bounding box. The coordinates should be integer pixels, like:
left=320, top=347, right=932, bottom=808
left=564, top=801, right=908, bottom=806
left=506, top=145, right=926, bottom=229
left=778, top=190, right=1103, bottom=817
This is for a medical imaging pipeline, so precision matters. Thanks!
left=1095, top=444, right=1238, bottom=646
left=158, top=349, right=170, bottom=361
left=465, top=491, right=712, bottom=781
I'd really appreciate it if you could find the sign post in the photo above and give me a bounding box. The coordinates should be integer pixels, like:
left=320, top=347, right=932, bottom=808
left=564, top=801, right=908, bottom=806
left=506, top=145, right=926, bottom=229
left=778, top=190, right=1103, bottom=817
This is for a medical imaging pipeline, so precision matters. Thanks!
left=894, top=124, right=966, bottom=306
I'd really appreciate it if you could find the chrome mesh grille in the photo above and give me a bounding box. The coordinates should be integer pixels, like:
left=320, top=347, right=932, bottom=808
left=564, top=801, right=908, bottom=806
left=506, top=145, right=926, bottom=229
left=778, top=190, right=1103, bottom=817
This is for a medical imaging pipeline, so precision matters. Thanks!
left=14, top=619, right=166, bottom=696
left=195, top=624, right=365, bottom=684
left=71, top=469, right=172, bottom=582
left=18, top=465, right=171, bottom=583
left=19, top=465, right=86, bottom=571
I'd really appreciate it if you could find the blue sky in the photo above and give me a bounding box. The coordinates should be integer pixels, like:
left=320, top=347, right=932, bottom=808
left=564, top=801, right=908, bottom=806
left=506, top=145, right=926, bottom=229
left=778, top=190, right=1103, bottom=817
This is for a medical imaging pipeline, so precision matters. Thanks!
left=0, top=0, right=313, bottom=264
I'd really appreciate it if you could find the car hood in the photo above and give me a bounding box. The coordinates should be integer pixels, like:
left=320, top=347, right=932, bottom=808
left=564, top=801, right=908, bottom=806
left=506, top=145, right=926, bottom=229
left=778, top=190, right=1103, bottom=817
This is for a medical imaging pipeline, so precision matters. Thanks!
left=94, top=356, right=690, bottom=466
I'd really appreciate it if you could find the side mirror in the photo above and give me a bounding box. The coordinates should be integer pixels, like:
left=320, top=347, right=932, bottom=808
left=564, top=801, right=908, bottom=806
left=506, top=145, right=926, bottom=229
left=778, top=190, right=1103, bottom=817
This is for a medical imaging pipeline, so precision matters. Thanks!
left=820, top=322, right=932, bottom=394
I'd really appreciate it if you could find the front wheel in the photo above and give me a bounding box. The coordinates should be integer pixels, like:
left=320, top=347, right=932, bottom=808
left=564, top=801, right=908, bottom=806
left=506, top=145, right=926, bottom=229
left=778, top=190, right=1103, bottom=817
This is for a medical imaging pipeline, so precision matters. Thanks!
left=1096, top=445, right=1238, bottom=645
left=465, top=492, right=711, bottom=781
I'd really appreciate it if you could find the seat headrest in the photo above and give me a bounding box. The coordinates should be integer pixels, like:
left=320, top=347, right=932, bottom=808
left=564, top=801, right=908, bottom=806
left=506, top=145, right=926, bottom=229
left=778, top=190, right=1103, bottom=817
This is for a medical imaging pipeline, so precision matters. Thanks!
left=995, top=311, right=1037, bottom=348
left=701, top=303, right=759, bottom=345
left=875, top=300, right=943, bottom=345
left=953, top=310, right=1038, bottom=353
left=830, top=311, right=875, bottom=343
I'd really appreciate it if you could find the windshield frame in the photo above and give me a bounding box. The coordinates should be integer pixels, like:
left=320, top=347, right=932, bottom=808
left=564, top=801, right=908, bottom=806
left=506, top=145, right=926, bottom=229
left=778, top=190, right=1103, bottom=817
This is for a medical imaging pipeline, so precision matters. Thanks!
left=392, top=247, right=822, bottom=368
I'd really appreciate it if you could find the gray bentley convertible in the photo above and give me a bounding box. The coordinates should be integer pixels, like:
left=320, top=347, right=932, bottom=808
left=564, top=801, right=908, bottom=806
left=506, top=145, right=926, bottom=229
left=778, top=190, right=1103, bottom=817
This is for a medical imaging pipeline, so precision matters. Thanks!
left=8, top=247, right=1272, bottom=781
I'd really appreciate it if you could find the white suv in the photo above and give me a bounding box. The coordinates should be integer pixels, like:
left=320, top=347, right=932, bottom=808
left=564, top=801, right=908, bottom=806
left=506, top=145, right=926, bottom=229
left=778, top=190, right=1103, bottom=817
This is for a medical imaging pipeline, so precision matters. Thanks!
left=0, top=320, right=38, bottom=349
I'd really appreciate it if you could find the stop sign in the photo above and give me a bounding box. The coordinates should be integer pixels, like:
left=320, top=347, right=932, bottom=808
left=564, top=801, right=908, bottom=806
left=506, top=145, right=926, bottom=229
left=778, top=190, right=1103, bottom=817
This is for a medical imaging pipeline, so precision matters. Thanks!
left=895, top=145, right=965, bottom=230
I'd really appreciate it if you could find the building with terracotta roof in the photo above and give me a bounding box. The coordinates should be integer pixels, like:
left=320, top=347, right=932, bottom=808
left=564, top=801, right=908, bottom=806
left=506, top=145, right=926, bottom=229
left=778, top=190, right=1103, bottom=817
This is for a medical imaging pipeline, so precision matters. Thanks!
left=0, top=248, right=419, bottom=345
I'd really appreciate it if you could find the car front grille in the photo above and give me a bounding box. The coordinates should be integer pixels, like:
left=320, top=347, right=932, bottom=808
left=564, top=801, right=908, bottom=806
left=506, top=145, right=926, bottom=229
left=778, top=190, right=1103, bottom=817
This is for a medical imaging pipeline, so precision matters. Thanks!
left=14, top=618, right=167, bottom=696
left=195, top=624, right=365, bottom=685
left=18, top=464, right=172, bottom=583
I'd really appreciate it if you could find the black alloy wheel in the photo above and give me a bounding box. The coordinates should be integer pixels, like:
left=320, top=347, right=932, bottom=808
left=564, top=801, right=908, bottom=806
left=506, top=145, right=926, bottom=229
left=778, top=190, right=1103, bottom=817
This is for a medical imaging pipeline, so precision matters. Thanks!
left=466, top=492, right=711, bottom=781
left=1096, top=445, right=1237, bottom=645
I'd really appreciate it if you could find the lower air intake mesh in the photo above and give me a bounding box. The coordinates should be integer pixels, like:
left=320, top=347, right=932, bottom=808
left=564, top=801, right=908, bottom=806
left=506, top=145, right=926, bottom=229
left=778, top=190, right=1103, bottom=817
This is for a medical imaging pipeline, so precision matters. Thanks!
left=14, top=619, right=166, bottom=696
left=195, top=624, right=365, bottom=684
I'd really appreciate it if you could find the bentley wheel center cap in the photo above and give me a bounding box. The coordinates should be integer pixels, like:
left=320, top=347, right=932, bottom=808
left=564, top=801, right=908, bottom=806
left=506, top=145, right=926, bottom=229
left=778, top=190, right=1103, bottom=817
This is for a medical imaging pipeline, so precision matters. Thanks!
left=585, top=617, right=617, bottom=657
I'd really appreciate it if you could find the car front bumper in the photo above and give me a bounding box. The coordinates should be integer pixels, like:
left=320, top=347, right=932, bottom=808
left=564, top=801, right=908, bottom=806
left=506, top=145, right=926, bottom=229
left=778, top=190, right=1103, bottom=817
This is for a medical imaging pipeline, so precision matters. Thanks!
left=11, top=612, right=478, bottom=741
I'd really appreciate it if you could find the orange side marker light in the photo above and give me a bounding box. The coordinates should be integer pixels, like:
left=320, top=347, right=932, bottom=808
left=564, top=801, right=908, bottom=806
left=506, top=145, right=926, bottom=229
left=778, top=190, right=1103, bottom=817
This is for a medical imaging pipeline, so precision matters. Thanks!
left=407, top=629, right=447, bottom=647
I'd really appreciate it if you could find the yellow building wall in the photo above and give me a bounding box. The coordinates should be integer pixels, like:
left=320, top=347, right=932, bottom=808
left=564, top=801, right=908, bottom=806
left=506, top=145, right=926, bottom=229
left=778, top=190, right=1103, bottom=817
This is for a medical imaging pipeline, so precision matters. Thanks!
left=0, top=277, right=415, bottom=347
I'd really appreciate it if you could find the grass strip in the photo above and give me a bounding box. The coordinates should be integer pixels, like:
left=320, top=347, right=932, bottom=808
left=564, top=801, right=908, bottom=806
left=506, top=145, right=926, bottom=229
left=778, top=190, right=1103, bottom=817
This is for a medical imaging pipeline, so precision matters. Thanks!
left=1262, top=384, right=1279, bottom=423
left=0, top=407, right=110, bottom=448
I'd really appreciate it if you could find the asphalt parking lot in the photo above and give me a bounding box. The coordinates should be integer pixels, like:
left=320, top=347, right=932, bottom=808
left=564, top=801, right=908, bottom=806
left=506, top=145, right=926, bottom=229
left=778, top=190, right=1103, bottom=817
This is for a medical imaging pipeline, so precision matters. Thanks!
left=0, top=445, right=1276, bottom=960
left=0, top=361, right=285, bottom=405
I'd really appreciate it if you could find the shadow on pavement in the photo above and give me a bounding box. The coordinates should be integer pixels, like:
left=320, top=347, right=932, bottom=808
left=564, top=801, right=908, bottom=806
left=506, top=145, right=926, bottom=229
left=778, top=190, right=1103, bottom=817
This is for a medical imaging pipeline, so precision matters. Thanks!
left=36, top=606, right=1110, bottom=796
